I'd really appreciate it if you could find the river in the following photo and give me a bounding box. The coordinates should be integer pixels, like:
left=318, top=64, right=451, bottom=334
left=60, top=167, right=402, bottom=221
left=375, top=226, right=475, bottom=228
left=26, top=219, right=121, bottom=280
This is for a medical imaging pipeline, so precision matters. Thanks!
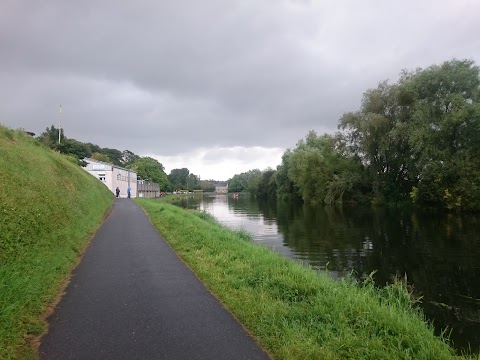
left=174, top=193, right=480, bottom=354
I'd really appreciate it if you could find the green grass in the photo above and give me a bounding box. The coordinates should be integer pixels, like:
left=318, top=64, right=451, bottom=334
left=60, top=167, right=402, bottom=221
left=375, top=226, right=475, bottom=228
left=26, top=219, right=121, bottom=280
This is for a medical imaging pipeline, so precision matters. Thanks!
left=0, top=126, right=113, bottom=359
left=136, top=198, right=467, bottom=360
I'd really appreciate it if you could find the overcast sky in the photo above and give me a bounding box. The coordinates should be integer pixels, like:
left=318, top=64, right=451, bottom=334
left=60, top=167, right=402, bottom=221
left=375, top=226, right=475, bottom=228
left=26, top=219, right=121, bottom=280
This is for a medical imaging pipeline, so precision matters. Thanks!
left=1, top=0, right=479, bottom=180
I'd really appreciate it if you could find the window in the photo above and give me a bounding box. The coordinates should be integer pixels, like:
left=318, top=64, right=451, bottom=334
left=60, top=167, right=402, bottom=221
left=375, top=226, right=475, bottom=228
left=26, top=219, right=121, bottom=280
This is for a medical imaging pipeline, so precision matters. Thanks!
left=99, top=173, right=106, bottom=182
left=117, top=174, right=121, bottom=181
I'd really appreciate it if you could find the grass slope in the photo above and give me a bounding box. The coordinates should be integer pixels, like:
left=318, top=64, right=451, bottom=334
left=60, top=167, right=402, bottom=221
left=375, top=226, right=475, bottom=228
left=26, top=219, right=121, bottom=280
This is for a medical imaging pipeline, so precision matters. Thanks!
left=137, top=198, right=465, bottom=360
left=0, top=126, right=113, bottom=359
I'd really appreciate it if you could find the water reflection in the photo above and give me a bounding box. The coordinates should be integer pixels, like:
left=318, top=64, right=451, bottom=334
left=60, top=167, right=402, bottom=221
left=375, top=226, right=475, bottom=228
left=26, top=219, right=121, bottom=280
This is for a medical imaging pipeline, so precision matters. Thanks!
left=174, top=194, right=480, bottom=354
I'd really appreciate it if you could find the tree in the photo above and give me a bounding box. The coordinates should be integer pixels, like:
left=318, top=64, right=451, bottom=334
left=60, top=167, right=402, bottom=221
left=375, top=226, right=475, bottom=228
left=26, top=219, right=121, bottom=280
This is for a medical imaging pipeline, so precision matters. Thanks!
left=339, top=81, right=414, bottom=204
left=168, top=168, right=190, bottom=189
left=38, top=125, right=64, bottom=147
left=244, top=169, right=263, bottom=194
left=287, top=131, right=365, bottom=206
left=186, top=173, right=201, bottom=191
left=85, top=142, right=101, bottom=154
left=56, top=138, right=92, bottom=161
left=122, top=150, right=139, bottom=166
left=275, top=150, right=301, bottom=202
left=228, top=175, right=244, bottom=193
left=338, top=58, right=480, bottom=210
left=256, top=169, right=277, bottom=199
left=99, top=148, right=123, bottom=166
left=227, top=169, right=262, bottom=194
left=129, top=157, right=170, bottom=190
left=91, top=152, right=111, bottom=163
left=200, top=180, right=216, bottom=192
left=402, top=59, right=480, bottom=210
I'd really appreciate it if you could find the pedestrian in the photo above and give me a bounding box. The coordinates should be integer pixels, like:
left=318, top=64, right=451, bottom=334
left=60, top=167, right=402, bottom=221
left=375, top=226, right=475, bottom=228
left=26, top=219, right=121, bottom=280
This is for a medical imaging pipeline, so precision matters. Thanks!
left=127, top=185, right=131, bottom=198
left=115, top=187, right=120, bottom=198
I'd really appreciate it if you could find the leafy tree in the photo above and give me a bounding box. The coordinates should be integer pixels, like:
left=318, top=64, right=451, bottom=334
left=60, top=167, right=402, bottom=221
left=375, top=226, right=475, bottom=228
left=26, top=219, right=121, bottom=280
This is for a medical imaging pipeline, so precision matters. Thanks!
left=402, top=59, right=480, bottom=210
left=256, top=169, right=277, bottom=199
left=99, top=148, right=123, bottom=166
left=338, top=81, right=414, bottom=204
left=200, top=180, right=216, bottom=192
left=129, top=157, right=170, bottom=190
left=275, top=150, right=301, bottom=202
left=228, top=169, right=262, bottom=194
left=244, top=169, right=263, bottom=194
left=186, top=173, right=201, bottom=191
left=228, top=59, right=480, bottom=210
left=91, top=152, right=111, bottom=163
left=85, top=142, right=101, bottom=154
left=227, top=175, right=244, bottom=192
left=337, top=58, right=480, bottom=210
left=122, top=150, right=139, bottom=166
left=168, top=168, right=190, bottom=189
left=55, top=138, right=92, bottom=163
left=38, top=125, right=64, bottom=147
left=287, top=131, right=364, bottom=205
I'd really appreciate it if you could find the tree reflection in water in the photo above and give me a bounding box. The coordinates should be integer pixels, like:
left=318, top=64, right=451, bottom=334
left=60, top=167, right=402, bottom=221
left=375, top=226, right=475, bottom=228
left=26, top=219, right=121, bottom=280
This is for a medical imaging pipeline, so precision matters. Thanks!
left=174, top=194, right=480, bottom=354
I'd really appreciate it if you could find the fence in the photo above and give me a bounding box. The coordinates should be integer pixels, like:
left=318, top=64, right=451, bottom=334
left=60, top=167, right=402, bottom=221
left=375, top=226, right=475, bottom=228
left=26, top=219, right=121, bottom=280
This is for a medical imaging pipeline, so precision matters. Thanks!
left=137, top=182, right=160, bottom=198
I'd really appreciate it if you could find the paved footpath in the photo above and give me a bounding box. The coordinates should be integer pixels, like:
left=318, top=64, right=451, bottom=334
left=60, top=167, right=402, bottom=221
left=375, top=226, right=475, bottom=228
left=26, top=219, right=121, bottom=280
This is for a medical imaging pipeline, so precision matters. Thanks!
left=40, top=199, right=270, bottom=360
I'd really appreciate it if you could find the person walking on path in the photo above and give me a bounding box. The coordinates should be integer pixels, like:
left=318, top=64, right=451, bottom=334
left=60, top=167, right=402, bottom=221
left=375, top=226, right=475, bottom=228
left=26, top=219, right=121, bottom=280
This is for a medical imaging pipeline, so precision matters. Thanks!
left=115, top=187, right=120, bottom=198
left=39, top=200, right=270, bottom=360
left=127, top=185, right=131, bottom=198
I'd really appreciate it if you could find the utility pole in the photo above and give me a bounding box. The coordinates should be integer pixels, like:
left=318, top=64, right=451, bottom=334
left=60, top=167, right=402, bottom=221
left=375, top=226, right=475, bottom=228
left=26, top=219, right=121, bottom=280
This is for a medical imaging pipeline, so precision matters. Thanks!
left=58, top=105, right=63, bottom=144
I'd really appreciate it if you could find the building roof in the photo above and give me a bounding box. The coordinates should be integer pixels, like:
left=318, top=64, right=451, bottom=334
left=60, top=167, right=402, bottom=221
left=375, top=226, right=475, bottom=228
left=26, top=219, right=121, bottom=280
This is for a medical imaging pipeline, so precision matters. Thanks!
left=84, top=158, right=137, bottom=174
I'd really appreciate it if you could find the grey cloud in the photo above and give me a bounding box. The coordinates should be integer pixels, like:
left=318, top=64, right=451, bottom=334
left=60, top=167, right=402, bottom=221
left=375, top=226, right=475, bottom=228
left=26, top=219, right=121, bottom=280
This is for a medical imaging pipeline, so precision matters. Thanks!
left=1, top=0, right=479, bottom=158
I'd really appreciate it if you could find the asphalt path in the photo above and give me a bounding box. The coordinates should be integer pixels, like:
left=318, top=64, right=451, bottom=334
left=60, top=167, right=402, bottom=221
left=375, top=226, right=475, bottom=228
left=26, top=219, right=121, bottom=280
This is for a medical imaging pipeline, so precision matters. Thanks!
left=39, top=199, right=270, bottom=360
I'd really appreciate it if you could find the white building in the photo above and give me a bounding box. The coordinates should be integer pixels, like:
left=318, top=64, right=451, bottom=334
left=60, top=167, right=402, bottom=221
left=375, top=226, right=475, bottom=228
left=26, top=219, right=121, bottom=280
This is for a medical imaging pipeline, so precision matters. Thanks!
left=83, top=158, right=137, bottom=198
left=215, top=182, right=228, bottom=193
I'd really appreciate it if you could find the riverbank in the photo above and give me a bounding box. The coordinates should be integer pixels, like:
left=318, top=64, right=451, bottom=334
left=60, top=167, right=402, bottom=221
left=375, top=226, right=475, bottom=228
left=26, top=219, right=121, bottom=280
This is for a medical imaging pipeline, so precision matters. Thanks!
left=0, top=126, right=113, bottom=359
left=136, top=198, right=466, bottom=359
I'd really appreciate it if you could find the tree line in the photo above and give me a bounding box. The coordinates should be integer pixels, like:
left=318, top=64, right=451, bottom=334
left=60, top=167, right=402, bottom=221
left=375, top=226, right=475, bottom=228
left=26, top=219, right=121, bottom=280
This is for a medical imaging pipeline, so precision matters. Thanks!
left=228, top=59, right=480, bottom=211
left=36, top=126, right=217, bottom=192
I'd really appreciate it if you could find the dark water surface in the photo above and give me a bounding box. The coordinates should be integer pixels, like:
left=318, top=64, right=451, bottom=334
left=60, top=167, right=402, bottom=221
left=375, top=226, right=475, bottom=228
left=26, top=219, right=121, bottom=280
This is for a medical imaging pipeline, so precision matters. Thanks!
left=175, top=194, right=480, bottom=354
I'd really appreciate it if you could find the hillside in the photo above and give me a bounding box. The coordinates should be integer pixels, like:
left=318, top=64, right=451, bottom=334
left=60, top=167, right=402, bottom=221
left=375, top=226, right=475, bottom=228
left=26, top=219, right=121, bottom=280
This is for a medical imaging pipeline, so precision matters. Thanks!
left=0, top=125, right=113, bottom=359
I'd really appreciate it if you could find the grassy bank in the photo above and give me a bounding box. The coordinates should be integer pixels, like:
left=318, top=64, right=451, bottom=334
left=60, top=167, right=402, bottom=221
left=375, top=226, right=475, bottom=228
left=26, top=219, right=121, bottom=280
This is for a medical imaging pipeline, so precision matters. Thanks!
left=136, top=198, right=465, bottom=360
left=0, top=126, right=113, bottom=359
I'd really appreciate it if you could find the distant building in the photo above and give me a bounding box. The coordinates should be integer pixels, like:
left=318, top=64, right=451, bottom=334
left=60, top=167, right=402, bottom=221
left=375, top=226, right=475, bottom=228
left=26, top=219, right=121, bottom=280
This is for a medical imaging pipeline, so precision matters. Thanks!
left=215, top=181, right=228, bottom=193
left=83, top=158, right=137, bottom=198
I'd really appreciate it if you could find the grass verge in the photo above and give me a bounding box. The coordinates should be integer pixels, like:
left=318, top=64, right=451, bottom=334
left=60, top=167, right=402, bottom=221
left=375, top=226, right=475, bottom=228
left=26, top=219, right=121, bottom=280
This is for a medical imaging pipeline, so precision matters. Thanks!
left=0, top=126, right=113, bottom=359
left=136, top=198, right=467, bottom=360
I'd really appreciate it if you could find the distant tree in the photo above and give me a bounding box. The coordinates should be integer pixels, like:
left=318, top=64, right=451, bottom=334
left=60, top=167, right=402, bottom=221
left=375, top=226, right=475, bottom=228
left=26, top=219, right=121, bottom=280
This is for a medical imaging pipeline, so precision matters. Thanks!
left=256, top=169, right=277, bottom=199
left=91, top=152, right=111, bottom=163
left=200, top=180, right=216, bottom=192
left=38, top=125, right=64, bottom=147
left=100, top=148, right=123, bottom=166
left=228, top=169, right=262, bottom=194
left=168, top=168, right=190, bottom=189
left=186, top=173, right=201, bottom=190
left=227, top=176, right=244, bottom=192
left=275, top=150, right=302, bottom=202
left=56, top=138, right=92, bottom=160
left=244, top=169, right=263, bottom=194
left=122, top=150, right=139, bottom=166
left=85, top=142, right=101, bottom=155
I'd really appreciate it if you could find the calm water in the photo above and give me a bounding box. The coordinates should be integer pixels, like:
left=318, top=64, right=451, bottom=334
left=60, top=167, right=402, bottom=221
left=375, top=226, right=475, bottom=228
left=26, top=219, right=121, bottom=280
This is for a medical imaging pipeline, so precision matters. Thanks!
left=175, top=193, right=480, bottom=354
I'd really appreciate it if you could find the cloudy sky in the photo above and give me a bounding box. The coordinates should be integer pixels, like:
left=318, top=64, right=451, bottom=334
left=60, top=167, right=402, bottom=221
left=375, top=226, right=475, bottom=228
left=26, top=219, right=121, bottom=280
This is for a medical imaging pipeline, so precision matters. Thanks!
left=1, top=0, right=479, bottom=180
